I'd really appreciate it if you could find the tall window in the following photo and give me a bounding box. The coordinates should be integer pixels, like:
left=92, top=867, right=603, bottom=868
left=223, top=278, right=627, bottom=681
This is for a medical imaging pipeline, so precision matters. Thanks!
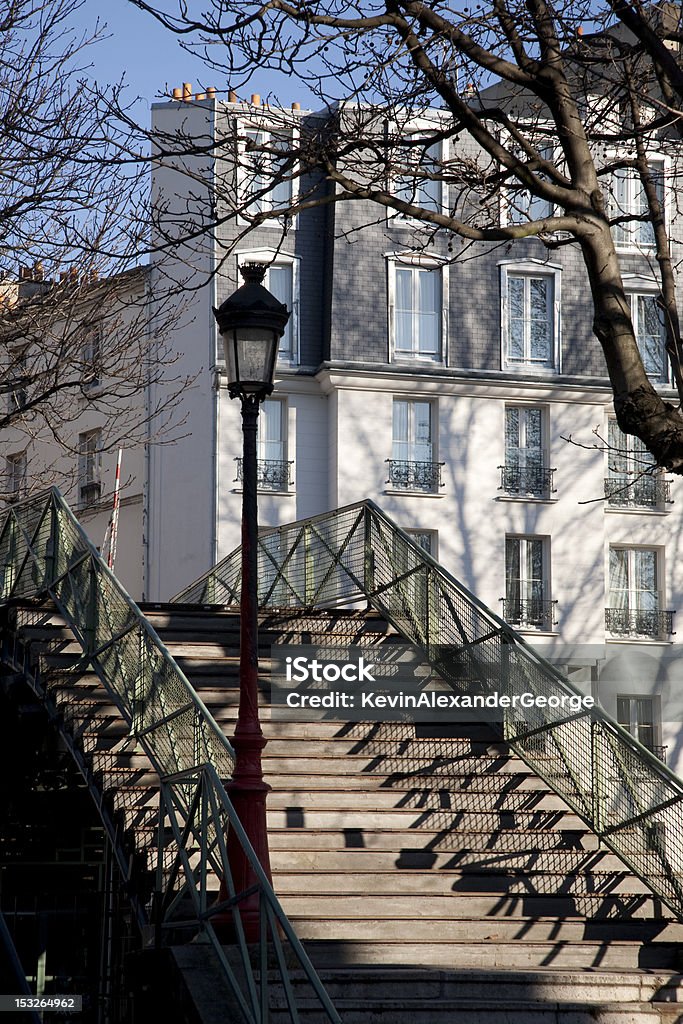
left=268, top=264, right=296, bottom=363
left=507, top=144, right=554, bottom=224
left=606, top=420, right=669, bottom=509
left=609, top=163, right=664, bottom=248
left=504, top=536, right=553, bottom=630
left=242, top=128, right=293, bottom=215
left=607, top=546, right=672, bottom=637
left=82, top=323, right=102, bottom=391
left=629, top=293, right=667, bottom=381
left=6, top=451, right=26, bottom=501
left=394, top=136, right=442, bottom=213
left=239, top=399, right=291, bottom=492
left=502, top=406, right=552, bottom=497
left=7, top=348, right=28, bottom=413
left=389, top=399, right=441, bottom=492
left=78, top=429, right=102, bottom=507
left=393, top=264, right=442, bottom=360
left=617, top=696, right=658, bottom=754
left=505, top=272, right=555, bottom=368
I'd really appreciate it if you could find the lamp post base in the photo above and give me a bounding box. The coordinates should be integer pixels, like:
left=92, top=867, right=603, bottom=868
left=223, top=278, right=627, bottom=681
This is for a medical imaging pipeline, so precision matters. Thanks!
left=213, top=729, right=272, bottom=944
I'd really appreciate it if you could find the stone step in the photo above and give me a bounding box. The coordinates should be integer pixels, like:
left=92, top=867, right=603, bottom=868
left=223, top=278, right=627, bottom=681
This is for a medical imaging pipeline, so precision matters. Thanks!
left=271, top=868, right=655, bottom=898
left=275, top=892, right=678, bottom=924
left=302, top=938, right=683, bottom=971
left=266, top=828, right=601, bottom=853
left=264, top=787, right=573, bottom=812
left=266, top=1000, right=667, bottom=1023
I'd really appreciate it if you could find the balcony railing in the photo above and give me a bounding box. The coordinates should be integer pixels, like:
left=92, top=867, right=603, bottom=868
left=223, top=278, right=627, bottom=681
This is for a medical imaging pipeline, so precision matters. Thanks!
left=501, top=597, right=557, bottom=631
left=235, top=457, right=293, bottom=492
left=385, top=459, right=444, bottom=492
left=652, top=745, right=668, bottom=764
left=605, top=606, right=676, bottom=639
left=604, top=473, right=672, bottom=509
left=79, top=480, right=102, bottom=507
left=499, top=464, right=555, bottom=498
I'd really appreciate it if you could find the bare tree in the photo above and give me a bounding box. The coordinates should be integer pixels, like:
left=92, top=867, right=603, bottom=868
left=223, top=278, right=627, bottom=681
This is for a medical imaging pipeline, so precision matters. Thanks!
left=129, top=0, right=683, bottom=472
left=0, top=0, right=192, bottom=501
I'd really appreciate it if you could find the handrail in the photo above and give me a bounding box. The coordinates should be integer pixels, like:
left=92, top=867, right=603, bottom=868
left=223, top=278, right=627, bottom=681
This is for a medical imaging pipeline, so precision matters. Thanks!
left=0, top=489, right=342, bottom=1024
left=174, top=498, right=683, bottom=919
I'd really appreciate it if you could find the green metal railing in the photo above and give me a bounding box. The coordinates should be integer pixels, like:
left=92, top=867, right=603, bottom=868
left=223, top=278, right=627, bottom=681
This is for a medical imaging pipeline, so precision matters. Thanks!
left=176, top=499, right=683, bottom=919
left=0, top=489, right=341, bottom=1024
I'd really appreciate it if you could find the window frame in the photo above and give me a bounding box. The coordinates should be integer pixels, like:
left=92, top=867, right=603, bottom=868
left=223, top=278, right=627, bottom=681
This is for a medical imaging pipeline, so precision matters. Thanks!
left=606, top=156, right=667, bottom=252
left=605, top=417, right=670, bottom=510
left=81, top=321, right=103, bottom=392
left=621, top=276, right=670, bottom=384
left=387, top=254, right=448, bottom=364
left=504, top=534, right=555, bottom=631
left=389, top=131, right=448, bottom=222
left=234, top=249, right=300, bottom=366
left=235, top=119, right=299, bottom=222
left=502, top=404, right=553, bottom=498
left=388, top=397, right=442, bottom=494
left=78, top=428, right=103, bottom=508
left=6, top=450, right=27, bottom=502
left=499, top=260, right=562, bottom=373
left=503, top=140, right=556, bottom=227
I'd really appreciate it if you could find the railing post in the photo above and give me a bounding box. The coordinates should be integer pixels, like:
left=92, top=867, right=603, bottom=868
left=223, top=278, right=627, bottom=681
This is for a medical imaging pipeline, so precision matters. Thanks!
left=304, top=524, right=312, bottom=606
left=591, top=718, right=604, bottom=835
left=363, top=507, right=374, bottom=598
left=44, top=499, right=58, bottom=591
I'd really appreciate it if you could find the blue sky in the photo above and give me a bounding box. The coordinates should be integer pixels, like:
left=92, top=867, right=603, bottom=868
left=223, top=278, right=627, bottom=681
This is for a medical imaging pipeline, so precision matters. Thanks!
left=72, top=1, right=310, bottom=122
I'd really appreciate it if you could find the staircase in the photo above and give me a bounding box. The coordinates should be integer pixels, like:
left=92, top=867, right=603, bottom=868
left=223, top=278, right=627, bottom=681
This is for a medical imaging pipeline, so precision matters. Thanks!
left=7, top=599, right=683, bottom=1022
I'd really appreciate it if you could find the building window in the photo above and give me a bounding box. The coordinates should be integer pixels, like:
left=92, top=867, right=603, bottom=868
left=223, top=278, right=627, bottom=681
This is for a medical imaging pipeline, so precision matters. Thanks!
left=606, top=546, right=674, bottom=638
left=391, top=263, right=442, bottom=360
left=393, top=135, right=443, bottom=214
left=241, top=127, right=293, bottom=215
left=501, top=406, right=554, bottom=498
left=7, top=348, right=28, bottom=413
left=608, top=162, right=664, bottom=249
left=235, top=399, right=292, bottom=492
left=6, top=451, right=27, bottom=502
left=506, top=144, right=554, bottom=225
left=616, top=695, right=665, bottom=760
left=628, top=292, right=667, bottom=382
left=82, top=322, right=102, bottom=391
left=504, top=272, right=555, bottom=368
left=605, top=420, right=671, bottom=509
left=235, top=252, right=299, bottom=365
left=78, top=429, right=102, bottom=507
left=503, top=536, right=555, bottom=630
left=404, top=529, right=438, bottom=559
left=388, top=399, right=443, bottom=492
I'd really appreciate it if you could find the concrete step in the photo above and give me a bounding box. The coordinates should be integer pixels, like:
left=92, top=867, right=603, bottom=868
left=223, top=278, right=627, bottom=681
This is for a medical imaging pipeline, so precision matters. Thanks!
left=266, top=828, right=601, bottom=853
left=303, top=938, right=683, bottom=971
left=265, top=787, right=575, bottom=812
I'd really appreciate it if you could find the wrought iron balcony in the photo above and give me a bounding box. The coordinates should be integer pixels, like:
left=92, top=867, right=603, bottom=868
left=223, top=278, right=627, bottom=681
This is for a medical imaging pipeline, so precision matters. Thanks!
left=605, top=607, right=676, bottom=639
left=385, top=459, right=444, bottom=492
left=499, top=464, right=555, bottom=498
left=501, top=597, right=557, bottom=631
left=235, top=458, right=293, bottom=492
left=604, top=474, right=672, bottom=509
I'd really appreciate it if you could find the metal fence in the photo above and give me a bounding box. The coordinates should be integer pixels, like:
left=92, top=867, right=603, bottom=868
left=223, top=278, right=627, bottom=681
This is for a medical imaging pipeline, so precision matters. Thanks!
left=0, top=489, right=341, bottom=1024
left=176, top=498, right=683, bottom=920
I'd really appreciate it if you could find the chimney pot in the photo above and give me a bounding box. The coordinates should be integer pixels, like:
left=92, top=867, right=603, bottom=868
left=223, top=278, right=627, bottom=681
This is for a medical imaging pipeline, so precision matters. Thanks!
left=228, top=90, right=238, bottom=103
left=292, top=102, right=301, bottom=111
left=207, top=86, right=217, bottom=99
left=182, top=82, right=193, bottom=100
left=251, top=93, right=261, bottom=105
left=195, top=93, right=206, bottom=101
left=172, top=86, right=182, bottom=100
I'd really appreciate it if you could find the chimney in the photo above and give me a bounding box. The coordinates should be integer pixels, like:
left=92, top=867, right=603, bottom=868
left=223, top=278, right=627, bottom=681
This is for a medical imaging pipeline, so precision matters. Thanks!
left=33, top=261, right=44, bottom=282
left=182, top=82, right=193, bottom=101
left=207, top=86, right=217, bottom=99
left=292, top=102, right=301, bottom=111
left=195, top=92, right=206, bottom=100
left=172, top=86, right=182, bottom=100
left=228, top=90, right=238, bottom=103
left=251, top=93, right=261, bottom=106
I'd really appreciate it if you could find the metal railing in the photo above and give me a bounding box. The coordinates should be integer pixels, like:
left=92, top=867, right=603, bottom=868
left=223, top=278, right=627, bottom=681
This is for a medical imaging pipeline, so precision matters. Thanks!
left=499, top=464, right=555, bottom=497
left=500, top=597, right=557, bottom=631
left=604, top=474, right=672, bottom=508
left=606, top=606, right=676, bottom=639
left=0, top=489, right=341, bottom=1024
left=385, top=459, right=444, bottom=491
left=175, top=499, right=683, bottom=920
left=235, top=457, right=293, bottom=492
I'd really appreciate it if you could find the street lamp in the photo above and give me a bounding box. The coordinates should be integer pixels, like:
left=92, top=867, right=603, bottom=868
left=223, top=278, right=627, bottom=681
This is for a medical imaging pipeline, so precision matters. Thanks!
left=212, top=263, right=290, bottom=941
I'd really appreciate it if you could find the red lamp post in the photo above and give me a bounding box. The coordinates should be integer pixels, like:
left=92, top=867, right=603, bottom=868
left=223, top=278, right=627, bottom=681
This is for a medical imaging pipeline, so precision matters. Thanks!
left=212, top=263, right=290, bottom=941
